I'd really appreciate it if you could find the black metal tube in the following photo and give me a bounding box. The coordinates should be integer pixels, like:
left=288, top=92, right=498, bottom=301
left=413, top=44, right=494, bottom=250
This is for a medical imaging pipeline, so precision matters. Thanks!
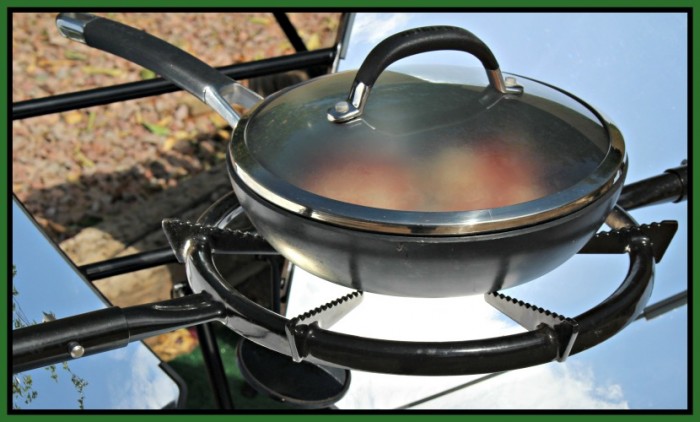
left=273, top=13, right=307, bottom=52
left=196, top=323, right=234, bottom=410
left=79, top=246, right=177, bottom=281
left=124, top=294, right=227, bottom=341
left=80, top=236, right=278, bottom=282
left=297, top=233, right=655, bottom=374
left=571, top=226, right=655, bottom=354
left=12, top=293, right=226, bottom=374
left=637, top=290, right=687, bottom=321
left=268, top=257, right=282, bottom=314
left=13, top=307, right=129, bottom=374
left=302, top=325, right=560, bottom=376
left=617, top=162, right=688, bottom=210
left=12, top=48, right=335, bottom=120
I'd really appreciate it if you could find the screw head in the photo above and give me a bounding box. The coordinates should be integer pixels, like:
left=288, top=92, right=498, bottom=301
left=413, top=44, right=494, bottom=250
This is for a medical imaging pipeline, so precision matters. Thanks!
left=68, top=341, right=85, bottom=359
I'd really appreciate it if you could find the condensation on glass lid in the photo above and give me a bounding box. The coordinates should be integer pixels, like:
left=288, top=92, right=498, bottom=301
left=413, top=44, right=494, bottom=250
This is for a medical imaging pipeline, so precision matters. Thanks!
left=301, top=135, right=553, bottom=212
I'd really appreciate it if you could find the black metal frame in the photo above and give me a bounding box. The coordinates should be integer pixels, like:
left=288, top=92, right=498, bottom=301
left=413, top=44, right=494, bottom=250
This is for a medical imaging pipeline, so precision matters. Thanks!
left=12, top=48, right=335, bottom=120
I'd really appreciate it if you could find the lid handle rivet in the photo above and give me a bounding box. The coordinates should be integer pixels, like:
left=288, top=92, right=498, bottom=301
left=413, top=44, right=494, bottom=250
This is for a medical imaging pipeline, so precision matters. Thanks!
left=334, top=101, right=350, bottom=113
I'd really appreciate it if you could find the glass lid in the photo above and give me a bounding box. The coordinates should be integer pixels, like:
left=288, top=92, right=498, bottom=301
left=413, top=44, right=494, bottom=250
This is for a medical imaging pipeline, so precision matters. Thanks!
left=229, top=68, right=624, bottom=235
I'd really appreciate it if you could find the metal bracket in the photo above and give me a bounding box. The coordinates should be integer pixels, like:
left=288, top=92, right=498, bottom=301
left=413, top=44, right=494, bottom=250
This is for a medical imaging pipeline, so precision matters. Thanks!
left=485, top=292, right=579, bottom=362
left=285, top=291, right=363, bottom=362
left=578, top=220, right=678, bottom=263
left=162, top=218, right=276, bottom=262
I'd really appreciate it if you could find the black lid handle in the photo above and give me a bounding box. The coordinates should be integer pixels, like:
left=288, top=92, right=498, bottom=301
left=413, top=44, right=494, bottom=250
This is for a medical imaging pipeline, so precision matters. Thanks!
left=327, top=26, right=520, bottom=123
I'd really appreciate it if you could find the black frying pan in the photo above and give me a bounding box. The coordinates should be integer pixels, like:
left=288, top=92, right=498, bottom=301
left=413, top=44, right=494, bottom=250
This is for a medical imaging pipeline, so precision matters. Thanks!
left=56, top=13, right=626, bottom=297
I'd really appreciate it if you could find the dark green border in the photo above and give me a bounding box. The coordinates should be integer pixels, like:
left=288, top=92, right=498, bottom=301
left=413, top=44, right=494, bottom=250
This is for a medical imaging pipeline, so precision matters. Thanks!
left=2, top=1, right=7, bottom=419
left=3, top=0, right=695, bottom=419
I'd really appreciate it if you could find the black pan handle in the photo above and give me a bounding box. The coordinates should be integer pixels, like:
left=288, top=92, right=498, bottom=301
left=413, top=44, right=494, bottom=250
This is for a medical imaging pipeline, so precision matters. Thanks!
left=327, top=26, right=520, bottom=123
left=55, top=13, right=262, bottom=128
left=617, top=160, right=688, bottom=210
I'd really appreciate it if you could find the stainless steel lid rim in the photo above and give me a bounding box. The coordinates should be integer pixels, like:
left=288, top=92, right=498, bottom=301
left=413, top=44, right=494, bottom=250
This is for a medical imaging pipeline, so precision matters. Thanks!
left=228, top=158, right=627, bottom=242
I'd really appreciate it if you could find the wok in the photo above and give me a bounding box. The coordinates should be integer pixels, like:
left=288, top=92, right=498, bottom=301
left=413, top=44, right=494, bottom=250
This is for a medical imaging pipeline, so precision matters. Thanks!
left=56, top=13, right=626, bottom=297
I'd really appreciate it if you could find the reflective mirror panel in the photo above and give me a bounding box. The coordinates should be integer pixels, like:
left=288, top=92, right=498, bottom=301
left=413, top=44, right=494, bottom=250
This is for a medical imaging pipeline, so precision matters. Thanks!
left=11, top=198, right=183, bottom=410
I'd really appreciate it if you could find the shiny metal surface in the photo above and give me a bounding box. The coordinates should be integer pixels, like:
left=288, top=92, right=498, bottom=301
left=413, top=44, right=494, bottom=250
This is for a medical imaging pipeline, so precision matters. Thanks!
left=488, top=69, right=523, bottom=94
left=203, top=82, right=263, bottom=128
left=11, top=199, right=182, bottom=409
left=68, top=342, right=85, bottom=359
left=285, top=291, right=363, bottom=362
left=55, top=12, right=97, bottom=44
left=325, top=81, right=368, bottom=122
left=162, top=218, right=276, bottom=262
left=330, top=13, right=356, bottom=72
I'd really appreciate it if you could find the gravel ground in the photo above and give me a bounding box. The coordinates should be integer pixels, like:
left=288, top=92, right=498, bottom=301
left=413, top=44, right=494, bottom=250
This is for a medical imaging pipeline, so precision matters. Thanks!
left=12, top=12, right=341, bottom=242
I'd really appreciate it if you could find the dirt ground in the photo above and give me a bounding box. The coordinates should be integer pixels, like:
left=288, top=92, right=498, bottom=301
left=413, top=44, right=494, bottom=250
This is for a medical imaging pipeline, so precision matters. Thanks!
left=12, top=12, right=342, bottom=359
left=13, top=12, right=340, bottom=242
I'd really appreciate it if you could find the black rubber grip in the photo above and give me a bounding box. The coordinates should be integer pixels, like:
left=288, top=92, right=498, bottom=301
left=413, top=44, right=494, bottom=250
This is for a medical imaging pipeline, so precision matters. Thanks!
left=355, top=26, right=499, bottom=87
left=81, top=16, right=232, bottom=102
left=617, top=161, right=688, bottom=210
